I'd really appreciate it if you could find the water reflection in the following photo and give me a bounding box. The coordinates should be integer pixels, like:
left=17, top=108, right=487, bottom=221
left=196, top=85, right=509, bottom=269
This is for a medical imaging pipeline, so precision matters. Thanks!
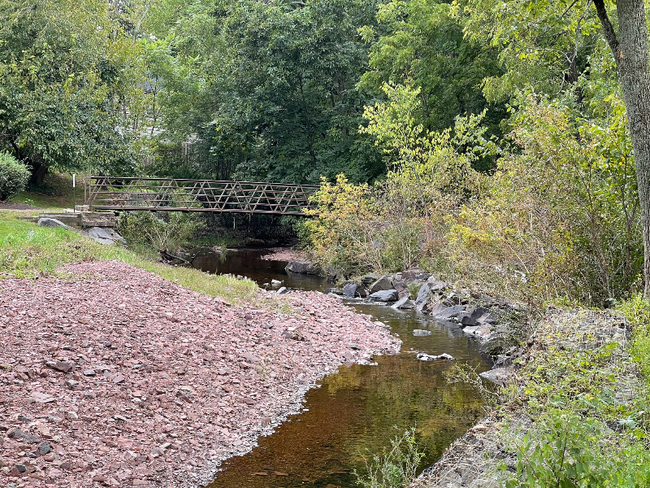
left=192, top=249, right=488, bottom=488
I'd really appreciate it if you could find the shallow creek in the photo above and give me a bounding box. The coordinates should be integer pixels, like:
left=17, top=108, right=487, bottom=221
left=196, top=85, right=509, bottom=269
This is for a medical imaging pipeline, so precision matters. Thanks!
left=191, top=249, right=489, bottom=488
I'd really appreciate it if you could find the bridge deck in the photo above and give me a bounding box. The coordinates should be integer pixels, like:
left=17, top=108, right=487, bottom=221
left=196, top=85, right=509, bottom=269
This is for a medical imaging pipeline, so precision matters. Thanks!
left=85, top=177, right=319, bottom=216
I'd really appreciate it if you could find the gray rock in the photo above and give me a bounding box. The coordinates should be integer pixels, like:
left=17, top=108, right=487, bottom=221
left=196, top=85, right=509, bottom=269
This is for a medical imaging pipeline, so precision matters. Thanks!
left=415, top=283, right=431, bottom=308
left=83, top=369, right=96, bottom=377
left=270, top=279, right=282, bottom=287
left=393, top=282, right=410, bottom=299
left=369, top=276, right=393, bottom=293
left=7, top=429, right=41, bottom=444
left=285, top=261, right=321, bottom=275
left=37, top=218, right=71, bottom=230
left=413, top=329, right=432, bottom=337
left=460, top=307, right=490, bottom=327
left=38, top=442, right=51, bottom=455
left=392, top=296, right=416, bottom=310
left=428, top=302, right=447, bottom=315
left=433, top=305, right=467, bottom=320
left=478, top=310, right=499, bottom=324
left=427, top=280, right=449, bottom=292
left=342, top=283, right=358, bottom=298
left=87, top=227, right=126, bottom=246
left=326, top=287, right=342, bottom=295
left=480, top=367, right=514, bottom=386
left=368, top=289, right=399, bottom=302
left=277, top=287, right=289, bottom=295
left=361, top=274, right=377, bottom=285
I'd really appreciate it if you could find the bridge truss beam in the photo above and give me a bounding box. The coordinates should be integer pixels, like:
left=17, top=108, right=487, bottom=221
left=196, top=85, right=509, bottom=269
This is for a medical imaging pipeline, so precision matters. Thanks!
left=85, top=177, right=319, bottom=216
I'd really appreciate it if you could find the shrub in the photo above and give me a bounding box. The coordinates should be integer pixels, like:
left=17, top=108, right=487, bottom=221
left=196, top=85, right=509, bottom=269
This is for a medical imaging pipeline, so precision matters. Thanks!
left=355, top=427, right=424, bottom=488
left=447, top=97, right=642, bottom=305
left=117, top=211, right=204, bottom=252
left=303, top=84, right=489, bottom=276
left=0, top=153, right=30, bottom=201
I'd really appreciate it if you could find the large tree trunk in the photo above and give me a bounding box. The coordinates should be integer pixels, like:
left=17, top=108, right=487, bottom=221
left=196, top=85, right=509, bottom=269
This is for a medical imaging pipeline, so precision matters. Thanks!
left=29, top=161, right=48, bottom=186
left=594, top=0, right=650, bottom=297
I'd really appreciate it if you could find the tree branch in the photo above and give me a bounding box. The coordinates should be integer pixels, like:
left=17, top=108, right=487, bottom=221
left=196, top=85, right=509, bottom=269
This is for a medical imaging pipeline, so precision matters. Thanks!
left=593, top=0, right=621, bottom=61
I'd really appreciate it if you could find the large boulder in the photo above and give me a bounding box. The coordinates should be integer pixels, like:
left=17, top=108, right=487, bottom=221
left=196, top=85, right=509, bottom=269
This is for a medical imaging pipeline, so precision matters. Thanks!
left=87, top=227, right=126, bottom=246
left=342, top=282, right=358, bottom=298
left=368, top=289, right=399, bottom=302
left=37, top=218, right=71, bottom=230
left=369, top=275, right=393, bottom=293
left=393, top=281, right=410, bottom=299
left=391, top=296, right=416, bottom=310
left=285, top=261, right=321, bottom=275
left=433, top=305, right=467, bottom=321
left=415, top=283, right=431, bottom=310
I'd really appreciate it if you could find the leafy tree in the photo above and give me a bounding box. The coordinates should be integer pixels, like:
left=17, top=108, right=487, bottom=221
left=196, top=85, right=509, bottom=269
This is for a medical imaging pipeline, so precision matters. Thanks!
left=359, top=0, right=505, bottom=143
left=210, top=0, right=384, bottom=184
left=455, top=0, right=603, bottom=104
left=0, top=0, right=141, bottom=183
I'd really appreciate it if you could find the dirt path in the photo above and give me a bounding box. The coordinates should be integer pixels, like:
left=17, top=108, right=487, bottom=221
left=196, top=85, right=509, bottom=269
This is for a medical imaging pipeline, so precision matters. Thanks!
left=0, top=261, right=400, bottom=488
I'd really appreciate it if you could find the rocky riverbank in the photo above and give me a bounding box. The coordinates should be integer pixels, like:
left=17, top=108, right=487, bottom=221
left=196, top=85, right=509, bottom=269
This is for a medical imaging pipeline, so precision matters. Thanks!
left=411, top=309, right=636, bottom=487
left=0, top=261, right=400, bottom=488
left=318, top=269, right=527, bottom=368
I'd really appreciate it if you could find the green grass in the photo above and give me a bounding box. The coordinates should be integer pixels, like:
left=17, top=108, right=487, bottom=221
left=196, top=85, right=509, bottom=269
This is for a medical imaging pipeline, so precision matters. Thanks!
left=0, top=212, right=259, bottom=304
left=10, top=172, right=77, bottom=210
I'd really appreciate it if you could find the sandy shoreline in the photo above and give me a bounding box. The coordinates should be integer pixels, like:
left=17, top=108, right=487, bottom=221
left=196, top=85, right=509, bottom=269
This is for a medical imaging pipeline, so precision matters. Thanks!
left=0, top=261, right=400, bottom=487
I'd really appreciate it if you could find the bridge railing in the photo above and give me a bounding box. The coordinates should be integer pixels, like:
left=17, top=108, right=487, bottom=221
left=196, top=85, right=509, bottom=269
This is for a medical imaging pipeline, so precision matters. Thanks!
left=85, top=176, right=320, bottom=216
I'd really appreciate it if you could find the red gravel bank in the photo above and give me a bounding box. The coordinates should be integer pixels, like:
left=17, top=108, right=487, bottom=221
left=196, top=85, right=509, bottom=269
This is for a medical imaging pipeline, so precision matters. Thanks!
left=0, top=261, right=400, bottom=487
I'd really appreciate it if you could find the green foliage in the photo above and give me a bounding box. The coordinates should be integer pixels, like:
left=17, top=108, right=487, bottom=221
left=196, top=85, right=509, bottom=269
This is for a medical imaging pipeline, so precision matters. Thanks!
left=0, top=152, right=29, bottom=201
left=303, top=83, right=490, bottom=276
left=448, top=97, right=642, bottom=305
left=206, top=0, right=384, bottom=183
left=304, top=174, right=381, bottom=275
left=455, top=0, right=603, bottom=103
left=355, top=427, right=425, bottom=488
left=359, top=0, right=505, bottom=144
left=0, top=0, right=142, bottom=180
left=619, top=294, right=650, bottom=385
left=505, top=410, right=650, bottom=488
left=117, top=211, right=204, bottom=252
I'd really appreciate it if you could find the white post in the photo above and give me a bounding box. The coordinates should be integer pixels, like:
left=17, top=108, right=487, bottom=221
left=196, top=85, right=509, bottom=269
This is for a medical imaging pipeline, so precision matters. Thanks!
left=72, top=174, right=76, bottom=213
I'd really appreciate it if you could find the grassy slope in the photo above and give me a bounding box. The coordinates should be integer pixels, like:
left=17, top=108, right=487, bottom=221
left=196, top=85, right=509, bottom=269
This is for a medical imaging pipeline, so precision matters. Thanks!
left=10, top=172, right=78, bottom=210
left=0, top=212, right=259, bottom=304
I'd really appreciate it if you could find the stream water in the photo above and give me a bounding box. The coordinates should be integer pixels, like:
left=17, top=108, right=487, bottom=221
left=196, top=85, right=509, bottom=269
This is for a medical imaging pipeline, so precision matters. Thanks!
left=191, top=249, right=489, bottom=488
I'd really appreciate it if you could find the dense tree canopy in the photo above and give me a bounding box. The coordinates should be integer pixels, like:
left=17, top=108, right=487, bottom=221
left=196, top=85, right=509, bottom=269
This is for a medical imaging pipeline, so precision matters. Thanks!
left=0, top=0, right=142, bottom=182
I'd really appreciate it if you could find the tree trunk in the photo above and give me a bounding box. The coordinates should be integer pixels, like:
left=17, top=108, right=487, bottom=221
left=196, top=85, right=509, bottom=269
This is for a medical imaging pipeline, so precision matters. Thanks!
left=29, top=161, right=48, bottom=186
left=594, top=0, right=650, bottom=297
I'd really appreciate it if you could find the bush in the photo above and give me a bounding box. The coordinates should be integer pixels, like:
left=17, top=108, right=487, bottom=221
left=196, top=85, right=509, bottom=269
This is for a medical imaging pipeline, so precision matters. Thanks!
left=117, top=211, right=204, bottom=252
left=303, top=84, right=488, bottom=276
left=0, top=153, right=30, bottom=201
left=355, top=427, right=424, bottom=488
left=447, top=97, right=642, bottom=305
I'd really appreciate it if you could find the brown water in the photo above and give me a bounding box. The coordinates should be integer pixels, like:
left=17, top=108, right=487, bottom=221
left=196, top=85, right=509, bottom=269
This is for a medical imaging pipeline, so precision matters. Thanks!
left=191, top=249, right=488, bottom=488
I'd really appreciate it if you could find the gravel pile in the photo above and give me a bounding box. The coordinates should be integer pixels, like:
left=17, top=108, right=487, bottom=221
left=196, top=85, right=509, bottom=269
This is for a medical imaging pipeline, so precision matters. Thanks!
left=0, top=261, right=400, bottom=487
